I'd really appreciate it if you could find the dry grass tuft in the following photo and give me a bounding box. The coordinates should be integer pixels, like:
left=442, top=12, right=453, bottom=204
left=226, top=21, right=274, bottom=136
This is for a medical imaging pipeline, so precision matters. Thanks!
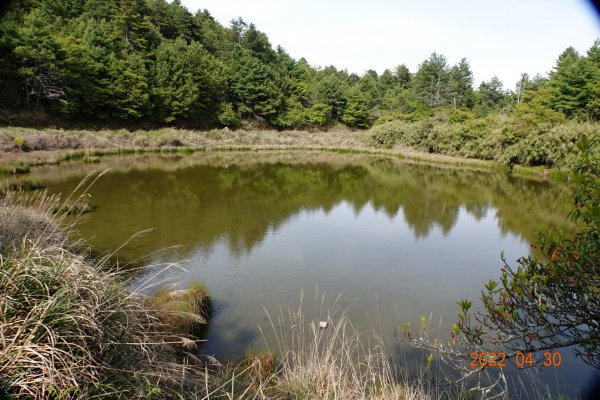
left=0, top=184, right=437, bottom=399
left=258, top=294, right=432, bottom=400
left=0, top=188, right=208, bottom=399
left=145, top=281, right=211, bottom=337
left=0, top=190, right=66, bottom=253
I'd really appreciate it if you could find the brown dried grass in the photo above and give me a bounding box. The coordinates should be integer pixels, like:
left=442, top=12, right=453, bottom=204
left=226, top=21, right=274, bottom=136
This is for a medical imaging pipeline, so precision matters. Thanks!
left=0, top=184, right=208, bottom=399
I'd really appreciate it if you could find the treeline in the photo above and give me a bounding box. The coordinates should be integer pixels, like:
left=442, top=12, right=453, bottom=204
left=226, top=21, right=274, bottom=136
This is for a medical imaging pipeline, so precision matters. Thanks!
left=0, top=0, right=599, bottom=129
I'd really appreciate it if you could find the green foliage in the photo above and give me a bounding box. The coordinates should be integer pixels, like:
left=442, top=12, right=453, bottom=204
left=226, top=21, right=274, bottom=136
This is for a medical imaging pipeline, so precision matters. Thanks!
left=549, top=47, right=598, bottom=120
left=271, top=98, right=306, bottom=128
left=242, top=23, right=275, bottom=62
left=217, top=102, right=241, bottom=128
left=313, top=73, right=348, bottom=121
left=448, top=58, right=474, bottom=108
left=412, top=53, right=451, bottom=107
left=448, top=108, right=473, bottom=123
left=371, top=112, right=594, bottom=166
left=146, top=0, right=197, bottom=42
left=371, top=119, right=429, bottom=149
left=514, top=89, right=566, bottom=126
left=0, top=0, right=597, bottom=141
left=378, top=68, right=396, bottom=92
left=357, top=74, right=379, bottom=109
left=107, top=55, right=150, bottom=119
left=341, top=87, right=371, bottom=128
left=473, top=76, right=508, bottom=116
left=305, top=102, right=332, bottom=126
left=12, top=136, right=26, bottom=151
left=395, top=64, right=412, bottom=88
left=230, top=48, right=281, bottom=119
left=459, top=136, right=600, bottom=367
left=587, top=78, right=600, bottom=120
left=152, top=39, right=199, bottom=122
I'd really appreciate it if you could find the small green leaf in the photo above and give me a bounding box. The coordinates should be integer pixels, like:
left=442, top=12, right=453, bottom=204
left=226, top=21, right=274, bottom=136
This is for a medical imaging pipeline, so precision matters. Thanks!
left=485, top=279, right=497, bottom=293
left=452, top=323, right=461, bottom=335
left=458, top=299, right=472, bottom=313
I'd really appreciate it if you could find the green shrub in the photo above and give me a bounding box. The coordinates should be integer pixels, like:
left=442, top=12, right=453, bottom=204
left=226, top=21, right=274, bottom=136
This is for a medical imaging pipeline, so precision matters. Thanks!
left=217, top=102, right=241, bottom=129
left=12, top=136, right=27, bottom=151
left=448, top=108, right=473, bottom=123
left=271, top=100, right=306, bottom=129
left=305, top=102, right=331, bottom=126
left=457, top=137, right=600, bottom=367
left=374, top=113, right=398, bottom=125
left=370, top=112, right=596, bottom=167
left=370, top=120, right=408, bottom=148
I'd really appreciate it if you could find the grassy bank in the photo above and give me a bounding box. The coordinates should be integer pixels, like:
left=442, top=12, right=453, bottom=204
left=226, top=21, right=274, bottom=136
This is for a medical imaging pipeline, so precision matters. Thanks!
left=0, top=124, right=570, bottom=181
left=0, top=187, right=439, bottom=399
left=0, top=188, right=212, bottom=399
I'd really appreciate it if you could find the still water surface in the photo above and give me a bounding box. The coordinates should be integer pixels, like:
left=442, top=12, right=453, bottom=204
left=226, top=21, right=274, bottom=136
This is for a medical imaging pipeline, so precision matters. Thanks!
left=11, top=151, right=598, bottom=396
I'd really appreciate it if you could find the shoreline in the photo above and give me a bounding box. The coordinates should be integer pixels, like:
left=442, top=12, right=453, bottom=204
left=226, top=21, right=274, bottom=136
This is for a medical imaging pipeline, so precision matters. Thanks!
left=0, top=127, right=583, bottom=398
left=0, top=126, right=563, bottom=181
left=0, top=189, right=433, bottom=399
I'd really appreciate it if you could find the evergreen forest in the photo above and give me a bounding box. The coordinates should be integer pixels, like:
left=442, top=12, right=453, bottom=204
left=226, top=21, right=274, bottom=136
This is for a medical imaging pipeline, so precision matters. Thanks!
left=1, top=0, right=599, bottom=132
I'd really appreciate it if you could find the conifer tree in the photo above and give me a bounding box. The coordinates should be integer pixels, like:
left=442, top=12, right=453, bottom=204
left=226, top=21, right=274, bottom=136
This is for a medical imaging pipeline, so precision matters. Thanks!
left=229, top=48, right=281, bottom=119
left=448, top=58, right=474, bottom=108
left=412, top=53, right=450, bottom=107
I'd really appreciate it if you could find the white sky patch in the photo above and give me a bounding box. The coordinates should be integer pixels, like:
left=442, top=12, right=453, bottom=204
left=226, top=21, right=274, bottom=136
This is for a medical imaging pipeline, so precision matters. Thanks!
left=181, top=0, right=600, bottom=90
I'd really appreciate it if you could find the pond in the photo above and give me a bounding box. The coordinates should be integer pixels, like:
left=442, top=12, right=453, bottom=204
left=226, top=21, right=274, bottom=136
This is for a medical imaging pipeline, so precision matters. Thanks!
left=7, top=150, right=598, bottom=397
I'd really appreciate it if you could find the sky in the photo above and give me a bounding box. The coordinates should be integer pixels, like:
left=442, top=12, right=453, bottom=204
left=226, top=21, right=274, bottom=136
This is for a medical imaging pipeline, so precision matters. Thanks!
left=180, top=0, right=600, bottom=90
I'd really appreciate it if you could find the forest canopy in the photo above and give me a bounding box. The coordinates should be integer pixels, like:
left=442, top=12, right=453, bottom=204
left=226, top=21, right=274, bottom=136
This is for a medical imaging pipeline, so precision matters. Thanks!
left=0, top=0, right=599, bottom=130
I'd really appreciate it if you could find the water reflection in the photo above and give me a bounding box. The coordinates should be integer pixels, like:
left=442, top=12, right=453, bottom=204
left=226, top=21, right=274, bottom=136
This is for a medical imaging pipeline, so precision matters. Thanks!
left=7, top=151, right=589, bottom=396
left=12, top=152, right=574, bottom=261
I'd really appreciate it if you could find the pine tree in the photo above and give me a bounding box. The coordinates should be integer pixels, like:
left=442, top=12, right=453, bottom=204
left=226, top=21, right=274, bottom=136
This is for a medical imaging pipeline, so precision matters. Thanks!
left=586, top=40, right=600, bottom=120
left=340, top=86, right=371, bottom=128
left=152, top=39, right=200, bottom=122
left=412, top=53, right=450, bottom=107
left=194, top=10, right=232, bottom=56
left=146, top=0, right=198, bottom=42
left=357, top=74, right=379, bottom=109
left=107, top=54, right=150, bottom=119
left=12, top=8, right=66, bottom=106
left=378, top=69, right=396, bottom=93
left=549, top=47, right=597, bottom=119
left=474, top=76, right=506, bottom=114
left=229, top=48, right=281, bottom=119
left=242, top=23, right=275, bottom=63
left=313, top=73, right=348, bottom=122
left=448, top=58, right=474, bottom=108
left=394, top=64, right=411, bottom=89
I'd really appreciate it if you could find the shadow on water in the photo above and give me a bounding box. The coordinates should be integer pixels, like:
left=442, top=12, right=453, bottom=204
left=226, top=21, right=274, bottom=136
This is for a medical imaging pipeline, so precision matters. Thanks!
left=199, top=298, right=262, bottom=360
